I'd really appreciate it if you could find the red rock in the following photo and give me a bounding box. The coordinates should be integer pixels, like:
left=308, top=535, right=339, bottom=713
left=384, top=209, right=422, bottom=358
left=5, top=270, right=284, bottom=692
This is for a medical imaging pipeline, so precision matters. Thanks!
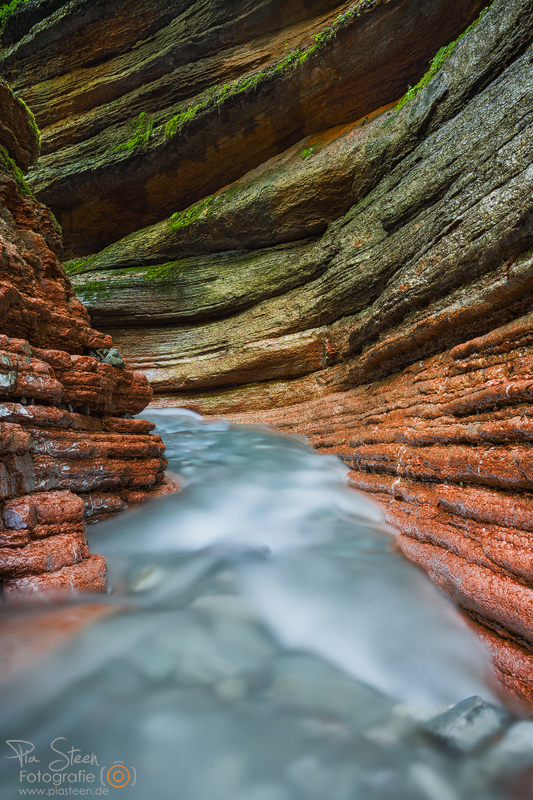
left=0, top=532, right=89, bottom=578
left=82, top=477, right=181, bottom=524
left=351, top=442, right=533, bottom=491
left=3, top=554, right=107, bottom=596
left=82, top=492, right=126, bottom=522
left=397, top=536, right=533, bottom=646
left=466, top=618, right=533, bottom=712
left=221, top=309, right=533, bottom=703
left=2, top=489, right=84, bottom=528
left=33, top=454, right=165, bottom=493
left=0, top=602, right=117, bottom=680
left=0, top=85, right=172, bottom=599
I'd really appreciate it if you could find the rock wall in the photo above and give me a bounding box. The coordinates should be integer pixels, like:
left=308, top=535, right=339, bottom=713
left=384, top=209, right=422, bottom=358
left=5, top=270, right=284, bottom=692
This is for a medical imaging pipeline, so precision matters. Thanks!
left=227, top=313, right=533, bottom=704
left=1, top=0, right=488, bottom=257
left=0, top=78, right=169, bottom=598
left=53, top=0, right=533, bottom=417
left=5, top=0, right=533, bottom=698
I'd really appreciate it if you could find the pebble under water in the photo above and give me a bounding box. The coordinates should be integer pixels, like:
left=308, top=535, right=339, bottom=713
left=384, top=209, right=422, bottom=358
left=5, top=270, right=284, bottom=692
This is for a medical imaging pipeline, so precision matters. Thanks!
left=1, top=409, right=533, bottom=800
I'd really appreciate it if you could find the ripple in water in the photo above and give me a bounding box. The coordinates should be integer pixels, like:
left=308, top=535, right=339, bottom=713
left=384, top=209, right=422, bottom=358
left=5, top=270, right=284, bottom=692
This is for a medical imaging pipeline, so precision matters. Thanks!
left=0, top=409, right=532, bottom=800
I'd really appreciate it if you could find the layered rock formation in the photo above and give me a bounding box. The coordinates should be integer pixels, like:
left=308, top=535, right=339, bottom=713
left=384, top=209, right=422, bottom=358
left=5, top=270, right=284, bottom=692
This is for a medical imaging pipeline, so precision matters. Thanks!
left=230, top=315, right=533, bottom=704
left=2, top=0, right=488, bottom=257
left=5, top=0, right=533, bottom=699
left=0, top=78, right=169, bottom=598
left=57, top=0, right=533, bottom=415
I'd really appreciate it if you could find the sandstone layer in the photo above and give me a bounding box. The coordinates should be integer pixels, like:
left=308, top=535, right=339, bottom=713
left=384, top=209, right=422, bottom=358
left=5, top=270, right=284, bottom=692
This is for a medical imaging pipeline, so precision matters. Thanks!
left=0, top=78, right=169, bottom=598
left=7, top=0, right=533, bottom=699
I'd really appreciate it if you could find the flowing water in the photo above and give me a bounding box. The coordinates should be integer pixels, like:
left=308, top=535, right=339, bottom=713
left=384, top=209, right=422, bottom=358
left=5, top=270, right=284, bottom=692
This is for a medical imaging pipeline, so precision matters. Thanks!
left=1, top=409, right=533, bottom=799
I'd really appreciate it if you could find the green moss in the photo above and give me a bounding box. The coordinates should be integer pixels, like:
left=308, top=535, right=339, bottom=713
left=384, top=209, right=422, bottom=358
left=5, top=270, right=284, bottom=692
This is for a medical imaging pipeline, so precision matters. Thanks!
left=395, top=43, right=455, bottom=111
left=74, top=277, right=117, bottom=301
left=114, top=0, right=371, bottom=151
left=272, top=49, right=306, bottom=73
left=0, top=0, right=30, bottom=23
left=63, top=254, right=98, bottom=276
left=395, top=2, right=494, bottom=111
left=72, top=260, right=190, bottom=303
left=220, top=182, right=243, bottom=199
left=301, top=0, right=372, bottom=57
left=114, top=112, right=154, bottom=153
left=300, top=146, right=316, bottom=159
left=161, top=0, right=371, bottom=142
left=14, top=94, right=40, bottom=154
left=0, top=143, right=33, bottom=197
left=164, top=102, right=205, bottom=138
left=169, top=195, right=217, bottom=231
left=238, top=74, right=262, bottom=92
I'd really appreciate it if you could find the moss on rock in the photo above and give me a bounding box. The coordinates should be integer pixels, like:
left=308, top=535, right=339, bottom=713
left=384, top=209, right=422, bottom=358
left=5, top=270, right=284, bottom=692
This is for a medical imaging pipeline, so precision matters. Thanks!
left=396, top=1, right=494, bottom=110
left=120, top=0, right=375, bottom=150
left=0, top=142, right=33, bottom=196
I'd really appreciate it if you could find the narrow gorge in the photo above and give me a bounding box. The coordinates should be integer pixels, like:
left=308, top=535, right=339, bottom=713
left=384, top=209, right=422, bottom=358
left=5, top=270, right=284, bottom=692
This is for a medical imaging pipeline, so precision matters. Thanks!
left=3, top=0, right=533, bottom=718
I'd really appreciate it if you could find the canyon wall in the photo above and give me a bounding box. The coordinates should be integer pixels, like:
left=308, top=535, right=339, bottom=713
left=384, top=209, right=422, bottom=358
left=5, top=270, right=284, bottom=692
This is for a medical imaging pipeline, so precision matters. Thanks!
left=1, top=0, right=488, bottom=257
left=4, top=0, right=533, bottom=699
left=0, top=79, right=169, bottom=598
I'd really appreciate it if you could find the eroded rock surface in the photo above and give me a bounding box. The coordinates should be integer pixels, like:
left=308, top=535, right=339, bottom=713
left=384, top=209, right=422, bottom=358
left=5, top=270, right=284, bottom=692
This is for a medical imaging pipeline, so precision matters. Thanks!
left=1, top=0, right=487, bottom=255
left=60, top=0, right=533, bottom=416
left=0, top=80, right=171, bottom=598
left=225, top=311, right=533, bottom=703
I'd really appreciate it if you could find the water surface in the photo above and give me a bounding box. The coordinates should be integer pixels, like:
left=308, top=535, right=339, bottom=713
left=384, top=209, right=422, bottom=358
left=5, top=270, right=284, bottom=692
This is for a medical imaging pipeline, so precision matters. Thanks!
left=1, top=410, right=531, bottom=800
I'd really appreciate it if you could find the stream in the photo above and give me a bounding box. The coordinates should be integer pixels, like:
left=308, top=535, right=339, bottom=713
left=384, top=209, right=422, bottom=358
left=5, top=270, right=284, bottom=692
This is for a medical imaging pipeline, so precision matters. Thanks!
left=1, top=409, right=533, bottom=799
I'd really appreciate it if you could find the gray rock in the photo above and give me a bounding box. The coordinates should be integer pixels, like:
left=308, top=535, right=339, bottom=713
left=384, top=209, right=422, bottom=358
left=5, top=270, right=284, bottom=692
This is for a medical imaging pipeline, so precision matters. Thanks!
left=424, top=696, right=510, bottom=753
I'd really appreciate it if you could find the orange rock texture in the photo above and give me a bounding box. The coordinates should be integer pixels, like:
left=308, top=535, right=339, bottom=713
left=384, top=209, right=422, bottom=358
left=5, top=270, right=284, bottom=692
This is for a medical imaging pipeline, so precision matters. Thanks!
left=225, top=312, right=533, bottom=701
left=5, top=0, right=533, bottom=699
left=0, top=78, right=170, bottom=598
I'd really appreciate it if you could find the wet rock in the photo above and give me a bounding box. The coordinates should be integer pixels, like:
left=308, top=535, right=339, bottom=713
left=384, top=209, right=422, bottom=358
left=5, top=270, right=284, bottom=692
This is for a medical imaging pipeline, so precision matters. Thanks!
left=469, top=621, right=533, bottom=710
left=0, top=531, right=89, bottom=579
left=0, top=82, right=172, bottom=598
left=0, top=78, right=39, bottom=171
left=3, top=553, right=107, bottom=595
left=220, top=307, right=533, bottom=703
left=423, top=696, right=509, bottom=753
left=7, top=0, right=533, bottom=703
left=60, top=0, right=533, bottom=415
left=0, top=0, right=71, bottom=48
left=88, top=346, right=125, bottom=368
left=5, top=0, right=487, bottom=257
